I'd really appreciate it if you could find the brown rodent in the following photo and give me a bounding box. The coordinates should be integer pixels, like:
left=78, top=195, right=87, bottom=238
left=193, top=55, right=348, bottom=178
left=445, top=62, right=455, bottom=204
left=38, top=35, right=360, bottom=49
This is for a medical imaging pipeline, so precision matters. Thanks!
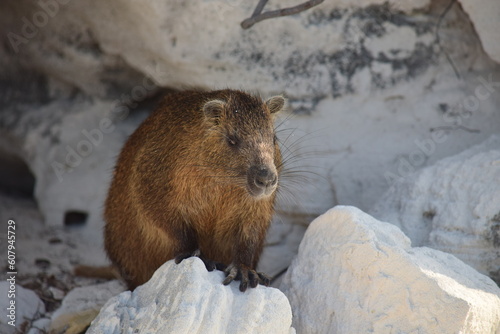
left=104, top=89, right=286, bottom=292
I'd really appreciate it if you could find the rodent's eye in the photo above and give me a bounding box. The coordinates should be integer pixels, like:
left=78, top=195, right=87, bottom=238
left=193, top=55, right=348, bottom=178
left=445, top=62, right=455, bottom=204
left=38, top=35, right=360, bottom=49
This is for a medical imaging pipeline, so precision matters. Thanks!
left=227, top=135, right=240, bottom=147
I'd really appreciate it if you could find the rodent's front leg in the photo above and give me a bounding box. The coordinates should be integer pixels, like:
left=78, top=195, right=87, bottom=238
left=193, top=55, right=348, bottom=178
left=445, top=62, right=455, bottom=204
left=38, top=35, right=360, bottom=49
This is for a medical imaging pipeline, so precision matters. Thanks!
left=170, top=222, right=225, bottom=272
left=222, top=230, right=271, bottom=292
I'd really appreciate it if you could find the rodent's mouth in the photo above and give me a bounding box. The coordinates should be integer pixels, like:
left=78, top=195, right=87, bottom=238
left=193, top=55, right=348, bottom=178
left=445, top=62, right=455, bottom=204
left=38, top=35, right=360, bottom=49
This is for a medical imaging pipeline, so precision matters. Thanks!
left=246, top=180, right=278, bottom=199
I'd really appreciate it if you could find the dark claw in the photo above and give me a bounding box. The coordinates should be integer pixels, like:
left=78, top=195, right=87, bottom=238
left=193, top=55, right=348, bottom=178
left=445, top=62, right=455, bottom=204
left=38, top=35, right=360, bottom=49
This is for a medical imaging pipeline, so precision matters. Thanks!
left=223, top=265, right=237, bottom=286
left=248, top=270, right=258, bottom=288
left=200, top=257, right=217, bottom=272
left=239, top=277, right=248, bottom=292
left=258, top=272, right=271, bottom=286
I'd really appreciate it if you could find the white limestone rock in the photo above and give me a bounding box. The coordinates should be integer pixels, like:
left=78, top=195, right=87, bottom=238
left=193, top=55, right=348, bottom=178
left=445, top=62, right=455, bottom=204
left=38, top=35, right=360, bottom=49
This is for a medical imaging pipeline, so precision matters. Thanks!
left=26, top=100, right=121, bottom=229
left=0, top=98, right=150, bottom=268
left=370, top=135, right=500, bottom=281
left=0, top=282, right=45, bottom=334
left=50, top=280, right=126, bottom=334
left=2, top=0, right=440, bottom=100
left=332, top=0, right=430, bottom=13
left=459, top=0, right=500, bottom=64
left=27, top=318, right=51, bottom=334
left=87, top=258, right=294, bottom=334
left=280, top=206, right=500, bottom=334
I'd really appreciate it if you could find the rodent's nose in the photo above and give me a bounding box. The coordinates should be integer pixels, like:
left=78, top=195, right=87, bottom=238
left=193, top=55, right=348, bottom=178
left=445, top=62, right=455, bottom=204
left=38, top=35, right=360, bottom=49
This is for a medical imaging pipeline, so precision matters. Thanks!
left=253, top=167, right=278, bottom=189
left=247, top=165, right=278, bottom=198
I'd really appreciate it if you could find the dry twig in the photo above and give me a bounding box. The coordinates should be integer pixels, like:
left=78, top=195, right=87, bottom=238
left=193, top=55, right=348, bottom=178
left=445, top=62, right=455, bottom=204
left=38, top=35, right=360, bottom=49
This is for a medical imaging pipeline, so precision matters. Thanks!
left=241, top=0, right=325, bottom=29
left=435, top=0, right=461, bottom=79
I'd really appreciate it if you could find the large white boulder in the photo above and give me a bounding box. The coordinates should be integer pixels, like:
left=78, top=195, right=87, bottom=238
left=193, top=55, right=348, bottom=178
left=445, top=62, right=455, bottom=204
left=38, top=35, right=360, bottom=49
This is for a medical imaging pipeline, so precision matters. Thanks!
left=371, top=135, right=500, bottom=282
left=280, top=206, right=500, bottom=334
left=87, top=258, right=294, bottom=334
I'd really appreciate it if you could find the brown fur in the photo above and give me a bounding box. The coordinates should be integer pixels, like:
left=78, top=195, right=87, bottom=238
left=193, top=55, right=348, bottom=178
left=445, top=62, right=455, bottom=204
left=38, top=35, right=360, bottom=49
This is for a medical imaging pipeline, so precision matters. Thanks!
left=104, top=89, right=285, bottom=291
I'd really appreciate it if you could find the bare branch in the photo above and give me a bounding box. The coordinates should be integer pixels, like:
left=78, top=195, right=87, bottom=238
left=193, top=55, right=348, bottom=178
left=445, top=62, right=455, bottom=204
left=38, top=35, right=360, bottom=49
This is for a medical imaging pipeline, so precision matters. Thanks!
left=241, top=0, right=325, bottom=30
left=435, top=0, right=461, bottom=80
left=430, top=125, right=480, bottom=133
left=251, top=0, right=269, bottom=17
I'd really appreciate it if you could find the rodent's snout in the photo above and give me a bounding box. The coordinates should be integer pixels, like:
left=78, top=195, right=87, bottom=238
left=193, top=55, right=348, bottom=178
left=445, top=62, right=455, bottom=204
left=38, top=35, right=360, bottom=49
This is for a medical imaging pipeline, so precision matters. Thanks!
left=247, top=165, right=278, bottom=198
left=254, top=167, right=278, bottom=188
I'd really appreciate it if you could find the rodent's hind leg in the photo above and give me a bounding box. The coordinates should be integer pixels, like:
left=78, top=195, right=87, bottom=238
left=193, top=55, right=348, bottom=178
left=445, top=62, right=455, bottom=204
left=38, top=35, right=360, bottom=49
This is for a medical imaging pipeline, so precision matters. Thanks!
left=175, top=249, right=226, bottom=272
left=223, top=264, right=271, bottom=292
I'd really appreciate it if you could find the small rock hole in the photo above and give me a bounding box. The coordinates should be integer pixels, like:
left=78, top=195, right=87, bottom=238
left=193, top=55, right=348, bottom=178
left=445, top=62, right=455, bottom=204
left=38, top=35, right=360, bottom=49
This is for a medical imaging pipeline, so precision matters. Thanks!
left=0, top=149, right=35, bottom=198
left=35, top=258, right=51, bottom=270
left=64, top=211, right=88, bottom=227
left=49, top=237, right=62, bottom=244
left=422, top=210, right=436, bottom=220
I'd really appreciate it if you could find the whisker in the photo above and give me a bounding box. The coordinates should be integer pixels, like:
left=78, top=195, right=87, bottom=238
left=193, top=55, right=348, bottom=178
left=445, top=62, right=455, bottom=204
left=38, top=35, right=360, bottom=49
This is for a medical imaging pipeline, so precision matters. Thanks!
left=274, top=112, right=294, bottom=131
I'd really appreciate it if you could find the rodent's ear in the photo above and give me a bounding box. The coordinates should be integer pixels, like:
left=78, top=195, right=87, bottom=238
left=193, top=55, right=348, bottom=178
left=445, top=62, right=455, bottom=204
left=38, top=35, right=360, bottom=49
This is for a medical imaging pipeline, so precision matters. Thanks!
left=265, top=95, right=286, bottom=115
left=203, top=99, right=226, bottom=125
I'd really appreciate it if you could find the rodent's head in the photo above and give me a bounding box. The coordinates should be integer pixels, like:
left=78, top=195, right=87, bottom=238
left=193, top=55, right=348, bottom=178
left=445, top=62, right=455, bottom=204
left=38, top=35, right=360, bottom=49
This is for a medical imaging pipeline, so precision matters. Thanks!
left=202, top=91, right=286, bottom=199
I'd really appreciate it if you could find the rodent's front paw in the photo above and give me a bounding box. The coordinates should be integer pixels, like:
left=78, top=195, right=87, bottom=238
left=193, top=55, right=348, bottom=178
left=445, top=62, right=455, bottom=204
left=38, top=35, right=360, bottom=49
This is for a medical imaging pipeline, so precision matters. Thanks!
left=222, top=263, right=270, bottom=292
left=200, top=257, right=227, bottom=272
left=174, top=250, right=226, bottom=272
